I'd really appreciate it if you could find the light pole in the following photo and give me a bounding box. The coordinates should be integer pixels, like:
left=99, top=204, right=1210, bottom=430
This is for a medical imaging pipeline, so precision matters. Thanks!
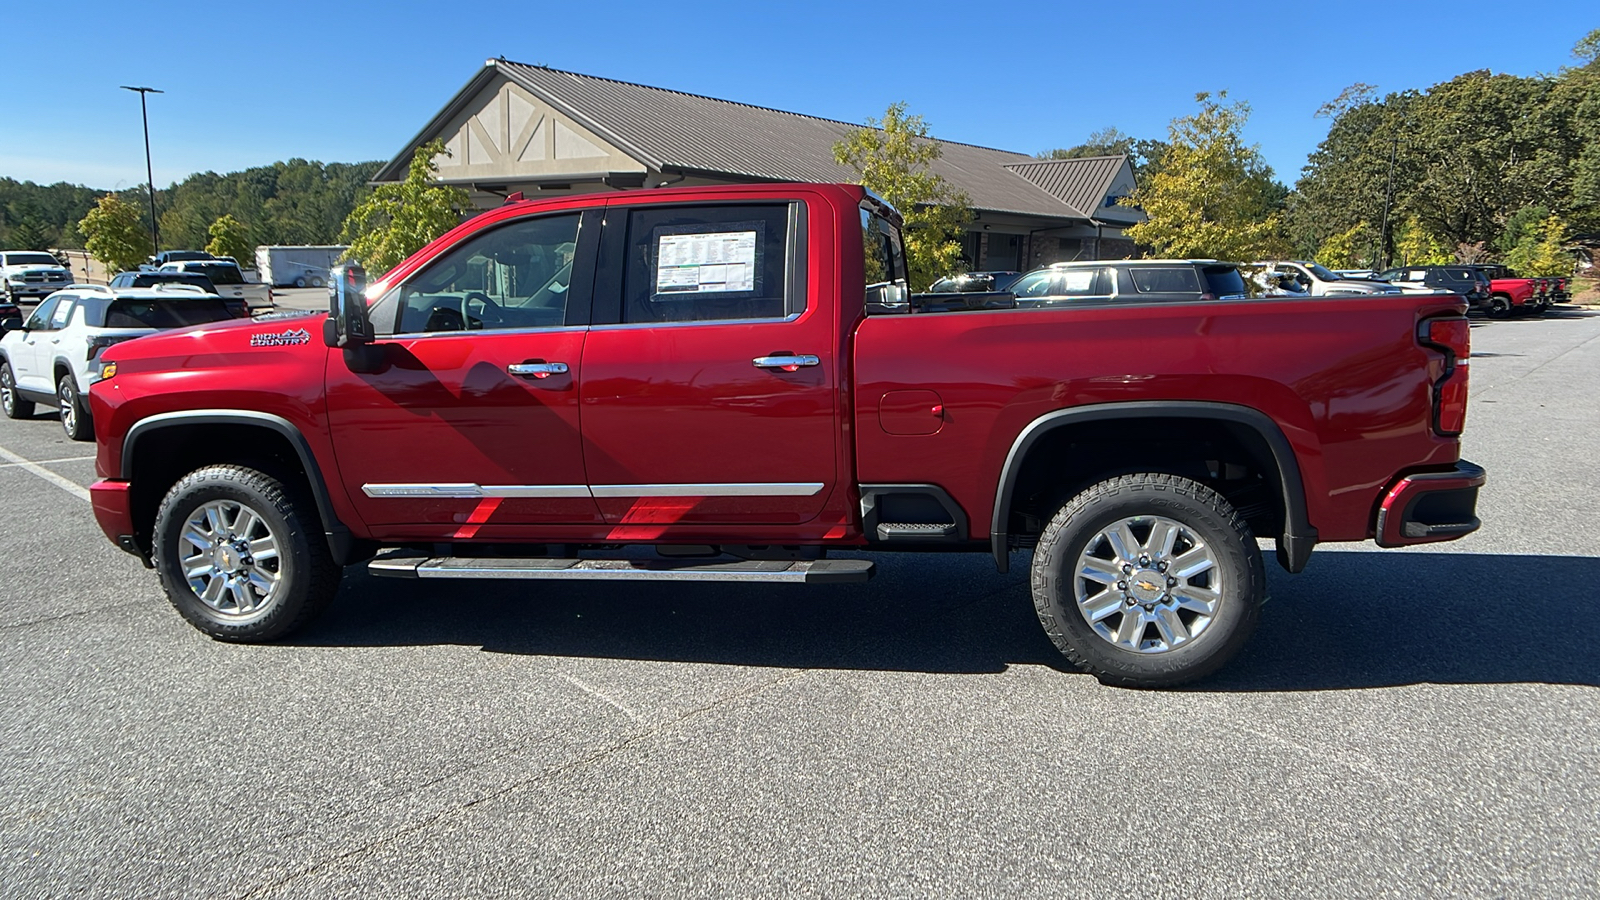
left=120, top=85, right=163, bottom=254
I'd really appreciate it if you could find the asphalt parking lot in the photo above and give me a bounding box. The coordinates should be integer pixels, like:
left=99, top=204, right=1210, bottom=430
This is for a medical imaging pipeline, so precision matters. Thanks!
left=1, top=308, right=1597, bottom=898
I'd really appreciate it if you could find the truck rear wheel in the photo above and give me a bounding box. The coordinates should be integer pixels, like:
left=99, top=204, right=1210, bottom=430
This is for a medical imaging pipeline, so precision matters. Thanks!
left=0, top=362, right=34, bottom=419
left=1487, top=295, right=1512, bottom=319
left=152, top=464, right=341, bottom=642
left=57, top=374, right=92, bottom=441
left=1030, top=473, right=1265, bottom=688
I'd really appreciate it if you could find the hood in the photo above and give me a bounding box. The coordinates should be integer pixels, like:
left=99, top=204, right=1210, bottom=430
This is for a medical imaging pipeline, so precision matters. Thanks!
left=100, top=309, right=325, bottom=361
left=1326, top=279, right=1399, bottom=294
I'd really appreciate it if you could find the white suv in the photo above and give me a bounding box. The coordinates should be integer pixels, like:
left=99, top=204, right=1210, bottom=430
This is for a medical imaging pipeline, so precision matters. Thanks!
left=0, top=284, right=246, bottom=440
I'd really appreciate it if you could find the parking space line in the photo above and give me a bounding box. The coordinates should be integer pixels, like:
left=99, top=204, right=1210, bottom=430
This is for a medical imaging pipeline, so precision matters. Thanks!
left=0, top=444, right=91, bottom=502
left=0, top=454, right=95, bottom=469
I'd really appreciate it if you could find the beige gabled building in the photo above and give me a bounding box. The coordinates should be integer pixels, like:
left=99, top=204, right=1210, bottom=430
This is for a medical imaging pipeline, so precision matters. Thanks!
left=375, top=59, right=1142, bottom=268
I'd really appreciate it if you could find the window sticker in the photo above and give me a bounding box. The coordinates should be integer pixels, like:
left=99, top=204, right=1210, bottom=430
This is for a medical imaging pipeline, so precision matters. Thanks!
left=655, top=230, right=757, bottom=294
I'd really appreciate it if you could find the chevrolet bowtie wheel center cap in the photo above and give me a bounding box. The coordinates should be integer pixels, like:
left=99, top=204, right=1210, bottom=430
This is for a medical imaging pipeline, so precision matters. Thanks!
left=1127, top=569, right=1167, bottom=603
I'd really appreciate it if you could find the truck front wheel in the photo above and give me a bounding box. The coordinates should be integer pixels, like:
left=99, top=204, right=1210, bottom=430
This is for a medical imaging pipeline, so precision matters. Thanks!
left=1030, top=473, right=1265, bottom=688
left=152, top=465, right=341, bottom=642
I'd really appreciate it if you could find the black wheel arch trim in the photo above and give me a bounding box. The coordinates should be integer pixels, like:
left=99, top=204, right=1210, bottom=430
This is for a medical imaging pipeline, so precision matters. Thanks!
left=990, top=401, right=1317, bottom=574
left=121, top=409, right=358, bottom=564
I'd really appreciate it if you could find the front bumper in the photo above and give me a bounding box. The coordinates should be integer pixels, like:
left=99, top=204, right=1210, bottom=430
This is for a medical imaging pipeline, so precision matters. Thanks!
left=1375, top=460, right=1486, bottom=547
left=6, top=282, right=69, bottom=298
left=90, top=479, right=146, bottom=560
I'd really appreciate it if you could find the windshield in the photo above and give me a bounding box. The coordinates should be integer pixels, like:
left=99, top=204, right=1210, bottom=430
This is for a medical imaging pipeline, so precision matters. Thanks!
left=1305, top=263, right=1341, bottom=281
left=186, top=262, right=244, bottom=285
left=4, top=253, right=59, bottom=267
left=98, top=299, right=241, bottom=329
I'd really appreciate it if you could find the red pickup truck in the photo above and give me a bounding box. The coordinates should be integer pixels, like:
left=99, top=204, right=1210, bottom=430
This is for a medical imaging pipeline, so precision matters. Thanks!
left=86, top=183, right=1484, bottom=687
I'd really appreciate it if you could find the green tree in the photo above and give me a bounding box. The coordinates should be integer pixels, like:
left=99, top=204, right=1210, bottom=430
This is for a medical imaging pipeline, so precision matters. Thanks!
left=7, top=217, right=52, bottom=251
left=205, top=214, right=254, bottom=264
left=1394, top=215, right=1452, bottom=265
left=833, top=102, right=971, bottom=291
left=338, top=139, right=469, bottom=277
left=1314, top=221, right=1373, bottom=270
left=1122, top=92, right=1288, bottom=261
left=78, top=194, right=152, bottom=274
left=1038, top=126, right=1171, bottom=179
left=1506, top=214, right=1573, bottom=276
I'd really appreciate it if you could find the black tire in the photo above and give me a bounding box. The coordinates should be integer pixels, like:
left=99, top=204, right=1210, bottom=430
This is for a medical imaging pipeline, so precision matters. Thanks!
left=310, top=276, right=325, bottom=288
left=1487, top=295, right=1512, bottom=319
left=1030, top=473, right=1266, bottom=688
left=294, top=276, right=307, bottom=288
left=0, top=361, right=34, bottom=419
left=153, top=464, right=341, bottom=642
left=56, top=374, right=92, bottom=441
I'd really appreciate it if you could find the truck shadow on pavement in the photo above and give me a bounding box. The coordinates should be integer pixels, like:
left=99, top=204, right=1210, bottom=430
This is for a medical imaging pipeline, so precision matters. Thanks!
left=300, top=550, right=1598, bottom=690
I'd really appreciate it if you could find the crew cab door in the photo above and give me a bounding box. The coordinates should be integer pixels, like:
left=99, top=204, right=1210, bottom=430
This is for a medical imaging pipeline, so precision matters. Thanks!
left=324, top=210, right=603, bottom=530
left=579, top=197, right=837, bottom=526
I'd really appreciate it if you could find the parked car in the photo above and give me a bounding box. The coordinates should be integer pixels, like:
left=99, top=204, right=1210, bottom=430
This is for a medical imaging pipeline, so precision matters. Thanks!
left=110, top=269, right=216, bottom=291
left=86, top=183, right=1483, bottom=688
left=1247, top=261, right=1401, bottom=297
left=0, top=285, right=246, bottom=440
left=141, top=250, right=214, bottom=271
left=157, top=260, right=272, bottom=310
left=1, top=250, right=73, bottom=304
left=1374, top=265, right=1491, bottom=312
left=1463, top=265, right=1544, bottom=317
left=1007, top=259, right=1250, bottom=306
left=108, top=272, right=251, bottom=318
left=0, top=298, right=21, bottom=333
left=927, top=271, right=1023, bottom=294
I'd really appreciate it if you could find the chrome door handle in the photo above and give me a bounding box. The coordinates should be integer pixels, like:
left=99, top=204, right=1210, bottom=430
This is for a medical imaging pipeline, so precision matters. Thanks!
left=507, top=361, right=568, bottom=379
left=752, top=354, right=819, bottom=369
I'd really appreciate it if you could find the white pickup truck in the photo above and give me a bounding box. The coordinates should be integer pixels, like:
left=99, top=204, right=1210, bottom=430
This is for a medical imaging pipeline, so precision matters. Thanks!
left=157, top=260, right=272, bottom=310
left=1249, top=260, right=1401, bottom=297
left=2, top=251, right=73, bottom=303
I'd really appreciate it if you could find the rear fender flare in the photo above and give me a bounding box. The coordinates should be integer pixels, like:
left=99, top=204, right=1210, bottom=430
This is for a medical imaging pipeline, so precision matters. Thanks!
left=990, top=401, right=1317, bottom=573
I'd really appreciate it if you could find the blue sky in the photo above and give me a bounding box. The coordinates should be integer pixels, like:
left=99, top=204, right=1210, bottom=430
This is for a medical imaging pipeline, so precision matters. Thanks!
left=1, top=1, right=1591, bottom=191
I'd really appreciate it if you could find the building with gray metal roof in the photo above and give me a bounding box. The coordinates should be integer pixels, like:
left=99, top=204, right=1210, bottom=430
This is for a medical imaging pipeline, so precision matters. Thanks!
left=375, top=60, right=1142, bottom=268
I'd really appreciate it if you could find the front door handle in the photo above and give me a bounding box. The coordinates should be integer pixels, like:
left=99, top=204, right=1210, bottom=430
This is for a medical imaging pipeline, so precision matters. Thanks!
left=507, top=361, right=568, bottom=379
left=752, top=354, right=820, bottom=370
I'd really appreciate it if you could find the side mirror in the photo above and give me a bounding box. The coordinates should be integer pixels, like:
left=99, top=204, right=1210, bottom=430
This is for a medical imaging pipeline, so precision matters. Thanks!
left=1, top=316, right=23, bottom=333
left=323, top=263, right=373, bottom=349
left=865, top=281, right=909, bottom=313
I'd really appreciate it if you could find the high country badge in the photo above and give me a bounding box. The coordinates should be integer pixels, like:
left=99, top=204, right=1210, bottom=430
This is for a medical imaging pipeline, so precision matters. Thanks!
left=250, top=328, right=312, bottom=348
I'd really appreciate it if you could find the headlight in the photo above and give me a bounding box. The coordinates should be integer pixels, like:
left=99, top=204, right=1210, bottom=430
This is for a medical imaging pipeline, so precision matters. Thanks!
left=6, top=274, right=23, bottom=283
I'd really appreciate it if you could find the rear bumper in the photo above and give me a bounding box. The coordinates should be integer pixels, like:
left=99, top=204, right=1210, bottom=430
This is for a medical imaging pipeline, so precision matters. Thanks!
left=90, top=479, right=145, bottom=559
left=1375, top=460, right=1486, bottom=547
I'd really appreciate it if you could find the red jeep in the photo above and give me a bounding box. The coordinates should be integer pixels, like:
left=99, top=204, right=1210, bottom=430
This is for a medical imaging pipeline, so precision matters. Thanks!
left=87, top=183, right=1484, bottom=687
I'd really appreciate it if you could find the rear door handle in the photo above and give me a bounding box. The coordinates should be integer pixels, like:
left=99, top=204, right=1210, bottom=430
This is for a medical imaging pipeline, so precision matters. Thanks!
left=507, top=361, right=568, bottom=379
left=752, top=354, right=819, bottom=370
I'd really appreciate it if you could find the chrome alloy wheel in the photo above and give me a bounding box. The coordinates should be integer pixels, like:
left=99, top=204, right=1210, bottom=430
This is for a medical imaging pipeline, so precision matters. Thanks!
left=179, top=500, right=283, bottom=620
left=1, top=370, right=15, bottom=415
left=57, top=381, right=76, bottom=432
left=1074, top=515, right=1222, bottom=653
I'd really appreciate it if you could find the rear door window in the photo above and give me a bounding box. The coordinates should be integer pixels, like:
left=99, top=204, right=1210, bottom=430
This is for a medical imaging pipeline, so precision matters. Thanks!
left=49, top=299, right=75, bottom=329
left=1128, top=267, right=1201, bottom=294
left=619, top=203, right=800, bottom=324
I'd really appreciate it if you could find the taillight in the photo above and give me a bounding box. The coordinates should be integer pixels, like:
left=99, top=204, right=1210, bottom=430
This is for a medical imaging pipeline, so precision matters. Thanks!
left=1418, top=316, right=1469, bottom=436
